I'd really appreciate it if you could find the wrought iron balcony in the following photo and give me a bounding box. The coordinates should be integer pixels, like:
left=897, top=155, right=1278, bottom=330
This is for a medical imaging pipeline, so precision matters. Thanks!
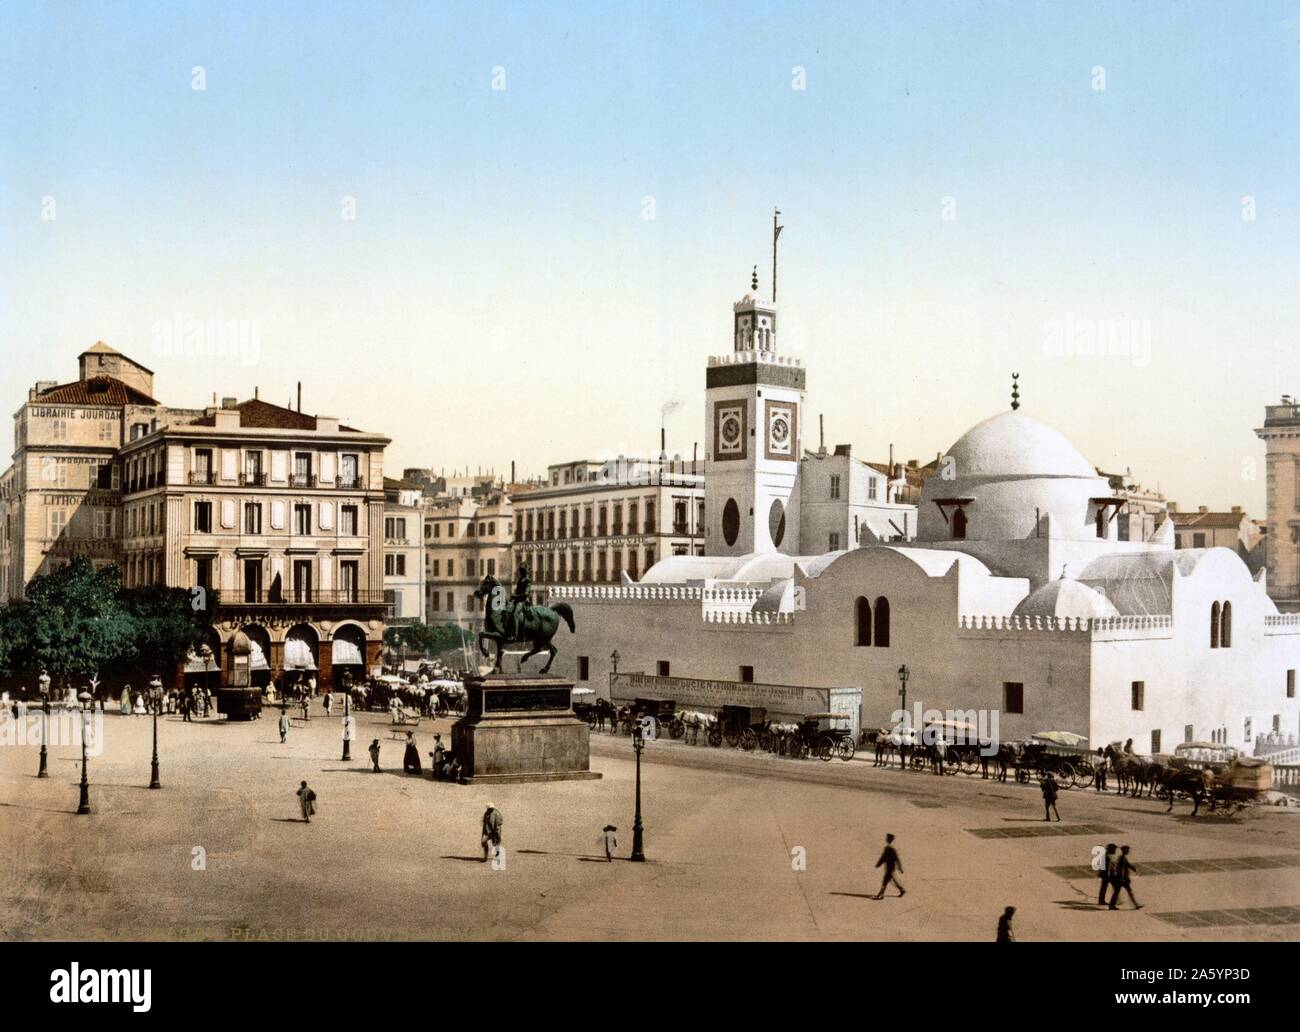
left=230, top=589, right=387, bottom=606
left=240, top=472, right=267, bottom=486
left=189, top=471, right=215, bottom=485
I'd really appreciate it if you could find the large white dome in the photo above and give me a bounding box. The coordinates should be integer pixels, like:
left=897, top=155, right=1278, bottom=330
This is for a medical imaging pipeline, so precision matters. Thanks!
left=945, top=411, right=1096, bottom=480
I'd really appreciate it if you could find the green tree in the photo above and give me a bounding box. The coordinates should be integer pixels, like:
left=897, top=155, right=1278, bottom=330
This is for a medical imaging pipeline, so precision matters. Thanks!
left=9, top=558, right=133, bottom=689
left=118, top=584, right=212, bottom=677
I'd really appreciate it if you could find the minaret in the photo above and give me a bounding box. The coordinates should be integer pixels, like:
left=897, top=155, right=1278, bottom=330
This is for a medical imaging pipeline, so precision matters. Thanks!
left=704, top=264, right=805, bottom=556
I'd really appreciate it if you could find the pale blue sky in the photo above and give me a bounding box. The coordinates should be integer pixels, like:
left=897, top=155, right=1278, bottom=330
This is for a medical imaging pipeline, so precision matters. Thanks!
left=2, top=1, right=1297, bottom=510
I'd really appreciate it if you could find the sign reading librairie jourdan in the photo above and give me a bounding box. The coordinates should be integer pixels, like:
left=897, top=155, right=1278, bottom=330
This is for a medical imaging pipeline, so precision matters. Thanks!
left=609, top=672, right=860, bottom=726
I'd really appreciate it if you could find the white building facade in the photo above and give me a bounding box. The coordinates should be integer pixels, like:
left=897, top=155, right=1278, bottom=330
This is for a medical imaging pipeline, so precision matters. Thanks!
left=545, top=289, right=1300, bottom=753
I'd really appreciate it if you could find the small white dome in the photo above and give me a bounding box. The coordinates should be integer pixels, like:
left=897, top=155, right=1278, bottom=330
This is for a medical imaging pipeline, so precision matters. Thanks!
left=945, top=411, right=1095, bottom=479
left=1013, top=579, right=1119, bottom=620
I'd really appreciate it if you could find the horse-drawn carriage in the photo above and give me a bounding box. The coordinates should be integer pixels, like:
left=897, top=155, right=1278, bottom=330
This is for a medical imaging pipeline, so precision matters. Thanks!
left=713, top=705, right=768, bottom=750
left=615, top=698, right=677, bottom=737
left=1159, top=747, right=1273, bottom=816
left=1013, top=732, right=1094, bottom=788
left=786, top=712, right=856, bottom=761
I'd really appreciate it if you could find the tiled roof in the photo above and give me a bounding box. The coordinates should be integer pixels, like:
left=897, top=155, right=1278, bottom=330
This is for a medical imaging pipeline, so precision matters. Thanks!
left=185, top=398, right=364, bottom=433
left=1171, top=511, right=1247, bottom=529
left=35, top=376, right=159, bottom=406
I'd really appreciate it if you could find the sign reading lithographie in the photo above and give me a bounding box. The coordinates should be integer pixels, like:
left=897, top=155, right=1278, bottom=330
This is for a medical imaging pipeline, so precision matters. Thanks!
left=482, top=687, right=572, bottom=713
left=610, top=672, right=848, bottom=717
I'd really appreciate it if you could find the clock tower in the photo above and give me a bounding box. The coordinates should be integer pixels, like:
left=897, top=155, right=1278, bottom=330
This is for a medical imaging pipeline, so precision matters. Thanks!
left=704, top=277, right=805, bottom=556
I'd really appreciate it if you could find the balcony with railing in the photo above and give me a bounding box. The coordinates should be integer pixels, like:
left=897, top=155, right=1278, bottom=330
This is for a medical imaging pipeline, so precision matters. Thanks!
left=290, top=473, right=317, bottom=488
left=240, top=472, right=268, bottom=487
left=336, top=476, right=362, bottom=489
left=231, top=588, right=387, bottom=606
left=189, top=470, right=215, bottom=485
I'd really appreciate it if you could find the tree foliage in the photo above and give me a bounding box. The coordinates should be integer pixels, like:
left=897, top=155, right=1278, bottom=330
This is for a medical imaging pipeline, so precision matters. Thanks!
left=0, top=558, right=211, bottom=686
left=383, top=621, right=472, bottom=657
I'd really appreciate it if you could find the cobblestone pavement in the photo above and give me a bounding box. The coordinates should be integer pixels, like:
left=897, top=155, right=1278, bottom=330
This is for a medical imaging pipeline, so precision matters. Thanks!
left=1, top=706, right=1297, bottom=941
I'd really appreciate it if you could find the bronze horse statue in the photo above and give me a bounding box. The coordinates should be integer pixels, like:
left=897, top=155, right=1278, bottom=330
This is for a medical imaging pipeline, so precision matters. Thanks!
left=472, top=574, right=575, bottom=675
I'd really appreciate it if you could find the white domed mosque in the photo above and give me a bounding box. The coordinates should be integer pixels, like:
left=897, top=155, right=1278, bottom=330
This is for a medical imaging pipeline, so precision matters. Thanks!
left=549, top=285, right=1300, bottom=753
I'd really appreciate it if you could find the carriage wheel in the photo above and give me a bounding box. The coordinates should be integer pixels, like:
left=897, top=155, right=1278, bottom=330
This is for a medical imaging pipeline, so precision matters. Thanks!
left=707, top=728, right=722, bottom=747
left=1055, top=763, right=1077, bottom=788
left=815, top=737, right=834, bottom=762
left=741, top=729, right=758, bottom=751
left=1072, top=763, right=1094, bottom=790
left=958, top=753, right=980, bottom=776
left=910, top=753, right=927, bottom=770
left=836, top=737, right=856, bottom=762
left=724, top=730, right=741, bottom=748
left=669, top=719, right=685, bottom=740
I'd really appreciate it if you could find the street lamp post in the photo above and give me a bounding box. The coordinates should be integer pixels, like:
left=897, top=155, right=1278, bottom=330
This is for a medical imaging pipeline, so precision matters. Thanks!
left=341, top=692, right=353, bottom=761
left=149, top=674, right=162, bottom=789
left=630, top=720, right=646, bottom=862
left=76, top=690, right=92, bottom=815
left=37, top=671, right=50, bottom=779
left=897, top=664, right=910, bottom=724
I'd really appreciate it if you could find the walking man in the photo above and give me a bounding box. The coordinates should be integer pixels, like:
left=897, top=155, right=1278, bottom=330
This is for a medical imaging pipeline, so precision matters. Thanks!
left=1108, top=845, right=1142, bottom=910
left=1094, top=749, right=1108, bottom=792
left=1041, top=773, right=1061, bottom=822
left=996, top=906, right=1015, bottom=942
left=368, top=738, right=381, bottom=772
left=181, top=692, right=192, bottom=722
left=872, top=833, right=905, bottom=899
left=279, top=708, right=290, bottom=744
left=323, top=692, right=333, bottom=718
left=602, top=824, right=618, bottom=861
left=481, top=803, right=504, bottom=863
left=1097, top=843, right=1118, bottom=905
left=297, top=780, right=316, bottom=823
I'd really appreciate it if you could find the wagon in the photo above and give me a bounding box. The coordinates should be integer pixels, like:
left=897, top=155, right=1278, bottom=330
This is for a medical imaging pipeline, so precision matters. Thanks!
left=789, top=713, right=856, bottom=761
left=1210, top=756, right=1273, bottom=814
left=1014, top=732, right=1094, bottom=788
left=714, top=705, right=768, bottom=750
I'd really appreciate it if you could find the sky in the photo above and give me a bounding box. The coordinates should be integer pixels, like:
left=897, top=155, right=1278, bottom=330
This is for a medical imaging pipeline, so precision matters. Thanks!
left=1, top=1, right=1298, bottom=511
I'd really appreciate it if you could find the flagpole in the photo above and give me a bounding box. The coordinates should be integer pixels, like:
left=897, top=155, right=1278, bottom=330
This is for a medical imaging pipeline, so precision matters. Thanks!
left=772, top=208, right=783, bottom=301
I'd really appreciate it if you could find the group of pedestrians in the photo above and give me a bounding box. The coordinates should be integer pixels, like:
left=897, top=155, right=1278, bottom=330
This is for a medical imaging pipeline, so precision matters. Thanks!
left=1096, top=843, right=1142, bottom=910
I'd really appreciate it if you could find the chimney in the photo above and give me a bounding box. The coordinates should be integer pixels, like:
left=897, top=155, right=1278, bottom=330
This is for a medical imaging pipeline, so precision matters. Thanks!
left=907, top=459, right=918, bottom=469
left=297, top=381, right=302, bottom=412
left=511, top=460, right=516, bottom=484
left=1198, top=505, right=1208, bottom=513
left=221, top=397, right=238, bottom=409
left=889, top=442, right=894, bottom=470
left=661, top=426, right=666, bottom=453
left=254, top=386, right=259, bottom=400
left=819, top=414, right=825, bottom=453
left=1231, top=505, right=1241, bottom=513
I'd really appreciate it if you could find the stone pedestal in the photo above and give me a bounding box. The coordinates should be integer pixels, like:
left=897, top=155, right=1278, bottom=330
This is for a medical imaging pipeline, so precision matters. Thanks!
left=451, top=675, right=602, bottom=784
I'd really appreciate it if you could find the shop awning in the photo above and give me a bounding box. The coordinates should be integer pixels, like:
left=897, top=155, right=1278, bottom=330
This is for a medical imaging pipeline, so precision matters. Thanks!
left=284, top=636, right=317, bottom=671
left=332, top=637, right=364, bottom=665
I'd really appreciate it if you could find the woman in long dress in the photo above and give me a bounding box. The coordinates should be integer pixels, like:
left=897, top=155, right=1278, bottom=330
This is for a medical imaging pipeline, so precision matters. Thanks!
left=120, top=686, right=132, bottom=716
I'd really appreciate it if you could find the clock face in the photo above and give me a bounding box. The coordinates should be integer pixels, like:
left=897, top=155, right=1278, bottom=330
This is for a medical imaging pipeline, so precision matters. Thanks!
left=767, top=403, right=795, bottom=458
left=715, top=402, right=746, bottom=458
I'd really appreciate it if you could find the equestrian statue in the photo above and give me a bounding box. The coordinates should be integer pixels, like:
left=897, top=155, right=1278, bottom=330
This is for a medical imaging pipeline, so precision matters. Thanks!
left=473, top=563, right=576, bottom=675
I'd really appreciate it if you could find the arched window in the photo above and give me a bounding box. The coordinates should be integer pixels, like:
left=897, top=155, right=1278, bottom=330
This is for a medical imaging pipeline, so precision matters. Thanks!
left=952, top=508, right=967, bottom=540
left=855, top=596, right=872, bottom=647
left=873, top=596, right=891, bottom=648
left=1210, top=601, right=1220, bottom=649
left=1095, top=508, right=1106, bottom=538
left=1220, top=600, right=1232, bottom=648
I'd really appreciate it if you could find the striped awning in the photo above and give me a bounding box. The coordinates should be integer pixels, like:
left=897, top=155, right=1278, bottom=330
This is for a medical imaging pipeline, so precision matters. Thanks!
left=332, top=637, right=364, bottom=665
left=284, top=636, right=317, bottom=671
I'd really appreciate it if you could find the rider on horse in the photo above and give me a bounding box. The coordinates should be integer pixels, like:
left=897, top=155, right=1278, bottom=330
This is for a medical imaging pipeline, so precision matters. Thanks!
left=507, top=563, right=536, bottom=640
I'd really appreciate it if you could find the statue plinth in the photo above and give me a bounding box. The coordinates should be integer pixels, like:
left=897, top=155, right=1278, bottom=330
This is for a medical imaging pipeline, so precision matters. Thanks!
left=450, top=675, right=602, bottom=784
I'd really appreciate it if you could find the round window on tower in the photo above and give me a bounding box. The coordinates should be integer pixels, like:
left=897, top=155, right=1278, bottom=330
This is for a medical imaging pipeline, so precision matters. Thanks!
left=768, top=499, right=786, bottom=548
left=722, top=498, right=740, bottom=547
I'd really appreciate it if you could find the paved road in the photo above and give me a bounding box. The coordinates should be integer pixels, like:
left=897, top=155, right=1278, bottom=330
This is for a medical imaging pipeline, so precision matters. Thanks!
left=0, top=706, right=1296, bottom=941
